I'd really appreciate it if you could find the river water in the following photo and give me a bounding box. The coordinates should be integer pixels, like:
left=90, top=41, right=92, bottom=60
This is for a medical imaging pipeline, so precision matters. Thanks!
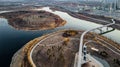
left=0, top=7, right=119, bottom=67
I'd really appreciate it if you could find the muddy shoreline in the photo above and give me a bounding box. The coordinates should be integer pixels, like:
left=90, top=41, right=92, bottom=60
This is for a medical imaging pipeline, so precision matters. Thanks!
left=0, top=10, right=66, bottom=31
left=50, top=6, right=120, bottom=30
left=10, top=30, right=120, bottom=67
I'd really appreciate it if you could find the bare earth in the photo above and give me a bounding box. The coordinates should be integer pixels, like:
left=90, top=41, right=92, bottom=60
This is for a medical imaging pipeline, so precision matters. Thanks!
left=0, top=10, right=66, bottom=30
left=10, top=30, right=120, bottom=67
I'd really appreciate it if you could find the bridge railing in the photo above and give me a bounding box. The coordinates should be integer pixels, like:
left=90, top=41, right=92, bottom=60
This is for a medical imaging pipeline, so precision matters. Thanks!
left=76, top=19, right=115, bottom=67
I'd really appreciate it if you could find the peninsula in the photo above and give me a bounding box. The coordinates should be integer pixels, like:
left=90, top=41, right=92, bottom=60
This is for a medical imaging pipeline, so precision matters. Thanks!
left=10, top=30, right=120, bottom=67
left=0, top=10, right=66, bottom=30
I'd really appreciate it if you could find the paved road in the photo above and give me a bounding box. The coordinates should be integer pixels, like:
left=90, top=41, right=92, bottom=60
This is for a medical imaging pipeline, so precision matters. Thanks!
left=78, top=13, right=120, bottom=27
left=77, top=19, right=115, bottom=67
left=74, top=53, right=104, bottom=67
left=30, top=33, right=60, bottom=67
left=29, top=19, right=115, bottom=67
left=87, top=54, right=104, bottom=67
left=96, top=37, right=120, bottom=56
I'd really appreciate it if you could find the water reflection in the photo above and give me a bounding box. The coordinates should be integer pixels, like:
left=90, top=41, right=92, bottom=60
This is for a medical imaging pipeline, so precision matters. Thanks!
left=37, top=7, right=120, bottom=43
left=0, top=7, right=120, bottom=67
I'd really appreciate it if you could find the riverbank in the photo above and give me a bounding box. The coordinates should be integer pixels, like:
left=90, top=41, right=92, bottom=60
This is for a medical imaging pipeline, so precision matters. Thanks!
left=0, top=6, right=120, bottom=67
left=50, top=6, right=120, bottom=30
left=0, top=10, right=66, bottom=31
left=10, top=30, right=64, bottom=67
left=10, top=30, right=120, bottom=67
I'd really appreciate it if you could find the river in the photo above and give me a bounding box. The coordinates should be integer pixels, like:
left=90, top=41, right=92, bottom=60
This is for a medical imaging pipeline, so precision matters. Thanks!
left=0, top=7, right=119, bottom=67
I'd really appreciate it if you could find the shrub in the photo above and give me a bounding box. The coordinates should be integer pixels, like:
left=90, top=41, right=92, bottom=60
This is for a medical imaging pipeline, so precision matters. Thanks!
left=62, top=30, right=78, bottom=37
left=114, top=58, right=120, bottom=65
left=99, top=51, right=108, bottom=58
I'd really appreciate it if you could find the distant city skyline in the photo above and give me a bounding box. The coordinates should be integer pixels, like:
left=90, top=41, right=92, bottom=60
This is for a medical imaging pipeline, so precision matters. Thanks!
left=0, top=0, right=117, bottom=2
left=0, top=0, right=114, bottom=1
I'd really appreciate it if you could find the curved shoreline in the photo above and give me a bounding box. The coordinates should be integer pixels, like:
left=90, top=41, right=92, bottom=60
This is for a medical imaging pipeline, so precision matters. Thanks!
left=1, top=7, right=120, bottom=44
left=50, top=6, right=120, bottom=30
left=0, top=6, right=119, bottom=67
left=10, top=30, right=120, bottom=67
left=0, top=10, right=67, bottom=31
left=10, top=30, right=66, bottom=67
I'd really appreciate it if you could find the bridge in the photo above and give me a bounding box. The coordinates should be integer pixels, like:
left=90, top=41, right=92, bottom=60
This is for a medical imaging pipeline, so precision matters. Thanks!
left=75, top=19, right=115, bottom=67
left=29, top=18, right=115, bottom=67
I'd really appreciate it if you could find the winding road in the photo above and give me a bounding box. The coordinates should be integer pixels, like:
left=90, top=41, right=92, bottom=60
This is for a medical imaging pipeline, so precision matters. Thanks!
left=77, top=19, right=115, bottom=67
left=29, top=32, right=63, bottom=67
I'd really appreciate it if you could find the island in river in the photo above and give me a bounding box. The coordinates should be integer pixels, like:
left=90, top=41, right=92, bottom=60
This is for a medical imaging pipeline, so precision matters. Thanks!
left=0, top=10, right=66, bottom=30
left=10, top=30, right=120, bottom=67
